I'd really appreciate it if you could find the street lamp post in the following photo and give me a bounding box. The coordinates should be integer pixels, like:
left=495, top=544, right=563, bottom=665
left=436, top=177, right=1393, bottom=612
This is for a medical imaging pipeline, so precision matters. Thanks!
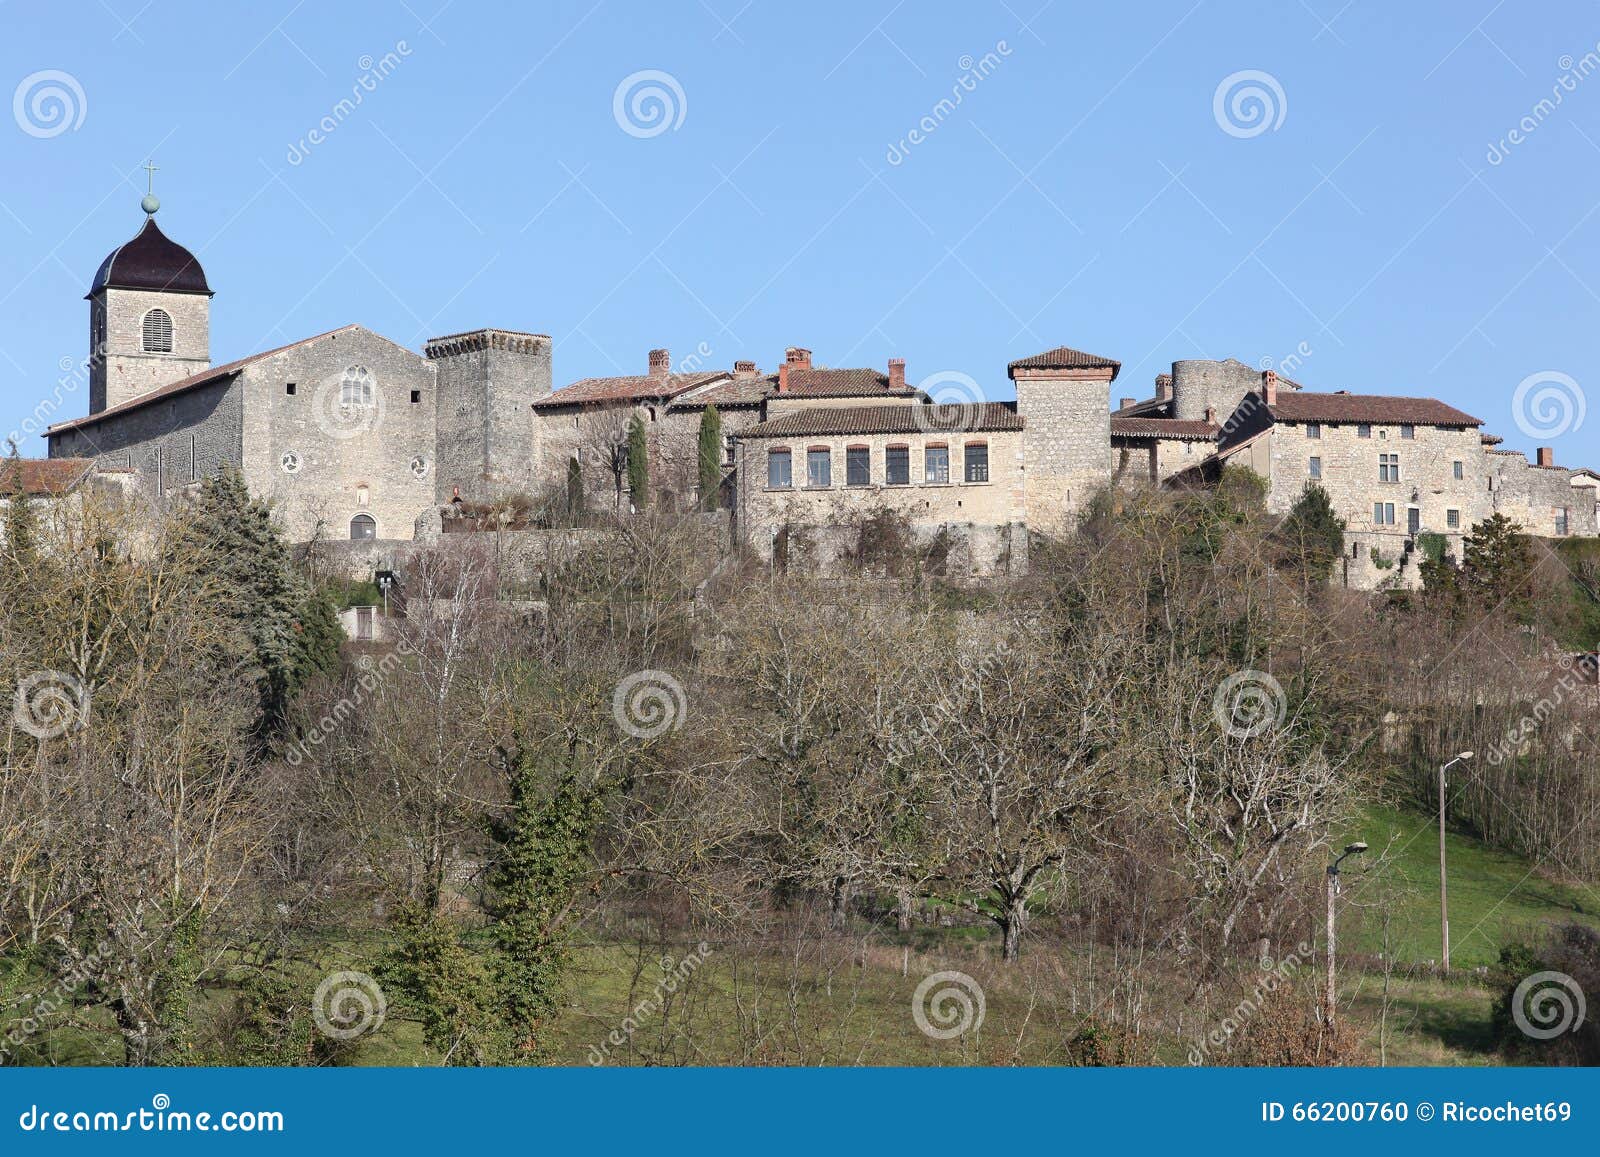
left=1325, top=841, right=1368, bottom=1031
left=1438, top=750, right=1475, bottom=973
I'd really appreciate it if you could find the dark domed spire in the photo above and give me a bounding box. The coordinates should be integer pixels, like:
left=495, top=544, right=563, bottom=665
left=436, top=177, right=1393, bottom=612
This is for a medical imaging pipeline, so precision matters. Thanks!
left=87, top=204, right=211, bottom=299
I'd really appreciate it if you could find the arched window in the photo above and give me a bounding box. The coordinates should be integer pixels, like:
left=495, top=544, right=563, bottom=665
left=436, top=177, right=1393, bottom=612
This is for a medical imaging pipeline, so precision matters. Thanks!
left=350, top=514, right=377, bottom=541
left=339, top=365, right=375, bottom=407
left=141, top=308, right=173, bottom=353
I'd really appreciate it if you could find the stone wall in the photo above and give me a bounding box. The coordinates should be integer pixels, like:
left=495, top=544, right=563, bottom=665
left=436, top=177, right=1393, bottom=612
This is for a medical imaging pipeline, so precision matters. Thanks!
left=735, top=428, right=1025, bottom=577
left=91, top=287, right=210, bottom=413
left=1170, top=358, right=1263, bottom=423
left=47, top=375, right=244, bottom=499
left=1262, top=419, right=1489, bottom=577
left=427, top=330, right=552, bottom=505
left=1013, top=372, right=1111, bottom=533
left=243, top=327, right=438, bottom=544
left=1489, top=451, right=1598, bottom=537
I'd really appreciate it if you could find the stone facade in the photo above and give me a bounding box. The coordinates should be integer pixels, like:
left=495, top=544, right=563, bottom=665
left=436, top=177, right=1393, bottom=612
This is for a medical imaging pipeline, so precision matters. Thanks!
left=1011, top=368, right=1114, bottom=534
left=91, top=287, right=210, bottom=413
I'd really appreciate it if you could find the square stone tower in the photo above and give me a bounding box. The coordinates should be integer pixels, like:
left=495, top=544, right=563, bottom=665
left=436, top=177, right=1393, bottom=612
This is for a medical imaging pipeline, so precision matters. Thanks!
left=425, top=329, right=553, bottom=503
left=1008, top=344, right=1121, bottom=534
left=86, top=210, right=212, bottom=413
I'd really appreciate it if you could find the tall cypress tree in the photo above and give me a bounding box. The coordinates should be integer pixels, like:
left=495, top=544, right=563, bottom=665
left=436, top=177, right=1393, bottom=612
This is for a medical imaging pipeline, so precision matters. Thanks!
left=697, top=404, right=723, bottom=512
left=626, top=414, right=648, bottom=509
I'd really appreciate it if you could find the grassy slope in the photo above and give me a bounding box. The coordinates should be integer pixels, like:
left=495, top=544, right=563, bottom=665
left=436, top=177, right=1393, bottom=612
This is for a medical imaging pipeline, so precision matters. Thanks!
left=1342, top=804, right=1600, bottom=969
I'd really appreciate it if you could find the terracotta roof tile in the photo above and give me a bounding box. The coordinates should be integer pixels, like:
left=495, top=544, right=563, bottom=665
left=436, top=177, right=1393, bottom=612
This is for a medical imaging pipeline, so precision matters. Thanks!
left=1267, top=392, right=1482, bottom=427
left=1110, top=416, right=1219, bottom=440
left=741, top=402, right=1023, bottom=438
left=668, top=376, right=769, bottom=409
left=779, top=368, right=920, bottom=398
left=2, top=457, right=95, bottom=496
left=1007, top=345, right=1121, bottom=376
left=533, top=371, right=727, bottom=409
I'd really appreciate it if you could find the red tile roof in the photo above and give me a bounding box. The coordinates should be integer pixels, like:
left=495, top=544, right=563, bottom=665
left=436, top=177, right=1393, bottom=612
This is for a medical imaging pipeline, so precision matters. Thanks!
left=48, top=325, right=361, bottom=434
left=533, top=371, right=727, bottom=409
left=778, top=368, right=920, bottom=398
left=1267, top=392, right=1482, bottom=427
left=1110, top=416, right=1219, bottom=441
left=2, top=457, right=95, bottom=496
left=667, top=375, right=770, bottom=409
left=1007, top=345, right=1121, bottom=377
left=740, top=403, right=1023, bottom=438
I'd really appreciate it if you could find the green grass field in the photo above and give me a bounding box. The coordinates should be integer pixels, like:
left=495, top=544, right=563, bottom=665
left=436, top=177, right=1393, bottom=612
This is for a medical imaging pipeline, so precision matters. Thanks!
left=1341, top=804, right=1600, bottom=969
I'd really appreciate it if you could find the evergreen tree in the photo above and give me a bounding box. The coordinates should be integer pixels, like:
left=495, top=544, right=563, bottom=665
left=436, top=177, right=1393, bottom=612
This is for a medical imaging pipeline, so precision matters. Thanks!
left=1275, top=483, right=1345, bottom=586
left=379, top=903, right=500, bottom=1065
left=294, top=584, right=344, bottom=688
left=626, top=414, right=648, bottom=509
left=1463, top=513, right=1535, bottom=613
left=566, top=456, right=584, bottom=520
left=488, top=747, right=604, bottom=1060
left=1, top=441, right=39, bottom=573
left=697, top=404, right=723, bottom=512
left=184, top=470, right=324, bottom=726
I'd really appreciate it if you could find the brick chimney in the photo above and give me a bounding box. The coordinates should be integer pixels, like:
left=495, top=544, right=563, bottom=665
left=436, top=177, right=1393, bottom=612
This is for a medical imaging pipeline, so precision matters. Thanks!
left=785, top=347, right=812, bottom=370
left=1156, top=373, right=1173, bottom=401
left=648, top=348, right=671, bottom=377
left=888, top=358, right=906, bottom=391
left=777, top=363, right=789, bottom=393
left=1204, top=405, right=1217, bottom=425
left=734, top=360, right=757, bottom=378
left=1119, top=396, right=1136, bottom=411
left=1261, top=369, right=1279, bottom=406
left=1537, top=446, right=1555, bottom=468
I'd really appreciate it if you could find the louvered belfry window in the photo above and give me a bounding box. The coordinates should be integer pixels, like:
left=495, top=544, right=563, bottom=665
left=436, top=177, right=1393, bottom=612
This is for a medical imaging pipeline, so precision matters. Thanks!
left=142, top=308, right=173, bottom=353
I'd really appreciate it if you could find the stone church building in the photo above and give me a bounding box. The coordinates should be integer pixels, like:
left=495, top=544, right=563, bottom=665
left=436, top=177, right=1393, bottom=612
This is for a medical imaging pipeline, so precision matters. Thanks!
left=38, top=198, right=1600, bottom=586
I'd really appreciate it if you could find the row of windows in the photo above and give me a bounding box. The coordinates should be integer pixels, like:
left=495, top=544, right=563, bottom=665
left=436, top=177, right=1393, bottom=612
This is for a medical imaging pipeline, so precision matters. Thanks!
left=1303, top=422, right=1420, bottom=440
left=1371, top=502, right=1463, bottom=529
left=1304, top=455, right=1467, bottom=483
left=767, top=443, right=990, bottom=489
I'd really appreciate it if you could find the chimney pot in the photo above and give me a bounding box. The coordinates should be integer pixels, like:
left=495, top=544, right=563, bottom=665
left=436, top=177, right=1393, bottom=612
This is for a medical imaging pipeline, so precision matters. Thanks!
left=1261, top=370, right=1279, bottom=406
left=734, top=360, right=757, bottom=378
left=1156, top=373, right=1173, bottom=401
left=1537, top=446, right=1555, bottom=468
left=785, top=347, right=812, bottom=369
left=649, top=348, right=671, bottom=377
left=888, top=358, right=906, bottom=391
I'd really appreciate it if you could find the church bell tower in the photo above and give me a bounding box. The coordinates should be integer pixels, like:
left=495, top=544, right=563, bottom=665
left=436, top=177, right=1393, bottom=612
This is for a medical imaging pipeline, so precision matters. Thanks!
left=87, top=168, right=212, bottom=413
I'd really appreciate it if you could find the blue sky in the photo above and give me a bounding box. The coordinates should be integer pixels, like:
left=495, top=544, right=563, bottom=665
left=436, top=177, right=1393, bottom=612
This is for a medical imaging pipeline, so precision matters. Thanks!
left=2, top=0, right=1597, bottom=462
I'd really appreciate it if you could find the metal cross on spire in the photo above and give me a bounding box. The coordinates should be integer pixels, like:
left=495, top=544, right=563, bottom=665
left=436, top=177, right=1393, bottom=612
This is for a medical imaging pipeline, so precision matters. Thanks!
left=141, top=160, right=160, bottom=216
